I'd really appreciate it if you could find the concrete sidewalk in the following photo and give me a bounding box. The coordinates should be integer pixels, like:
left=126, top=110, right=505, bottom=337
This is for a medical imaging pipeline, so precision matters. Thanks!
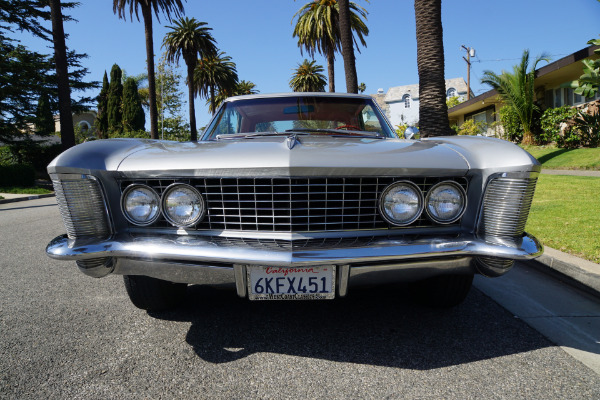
left=2, top=186, right=599, bottom=299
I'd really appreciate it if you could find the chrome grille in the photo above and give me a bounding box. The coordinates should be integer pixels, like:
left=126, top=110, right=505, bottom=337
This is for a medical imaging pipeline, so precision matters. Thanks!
left=479, top=177, right=537, bottom=239
left=121, top=177, right=468, bottom=232
left=52, top=176, right=111, bottom=239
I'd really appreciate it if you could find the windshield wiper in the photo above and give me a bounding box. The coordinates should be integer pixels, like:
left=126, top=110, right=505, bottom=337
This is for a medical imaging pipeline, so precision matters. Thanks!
left=284, top=128, right=384, bottom=138
left=215, top=132, right=284, bottom=140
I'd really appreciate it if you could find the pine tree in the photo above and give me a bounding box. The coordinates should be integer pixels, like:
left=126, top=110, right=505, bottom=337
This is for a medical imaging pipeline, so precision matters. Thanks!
left=107, top=64, right=123, bottom=134
left=34, top=92, right=55, bottom=136
left=95, top=71, right=109, bottom=138
left=121, top=77, right=145, bottom=132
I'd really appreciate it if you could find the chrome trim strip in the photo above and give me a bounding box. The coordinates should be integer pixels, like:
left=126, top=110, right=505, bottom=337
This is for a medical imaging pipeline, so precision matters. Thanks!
left=46, top=232, right=543, bottom=267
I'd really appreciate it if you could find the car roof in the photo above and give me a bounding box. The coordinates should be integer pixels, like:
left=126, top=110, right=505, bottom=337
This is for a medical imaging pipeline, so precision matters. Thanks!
left=225, top=92, right=374, bottom=102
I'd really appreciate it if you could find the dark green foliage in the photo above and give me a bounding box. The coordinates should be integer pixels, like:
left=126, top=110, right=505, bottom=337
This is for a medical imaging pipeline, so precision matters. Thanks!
left=563, top=110, right=600, bottom=148
left=498, top=106, right=524, bottom=143
left=481, top=50, right=550, bottom=144
left=0, top=1, right=97, bottom=145
left=96, top=71, right=109, bottom=138
left=35, top=92, right=55, bottom=136
left=0, top=164, right=35, bottom=187
left=121, top=77, right=145, bottom=132
left=162, top=16, right=218, bottom=140
left=0, top=41, right=53, bottom=143
left=540, top=106, right=578, bottom=144
left=289, top=59, right=327, bottom=92
left=107, top=64, right=123, bottom=134
left=574, top=38, right=600, bottom=98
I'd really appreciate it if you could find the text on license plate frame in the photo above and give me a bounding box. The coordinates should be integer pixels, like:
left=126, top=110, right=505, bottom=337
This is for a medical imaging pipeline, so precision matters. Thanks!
left=247, top=265, right=336, bottom=300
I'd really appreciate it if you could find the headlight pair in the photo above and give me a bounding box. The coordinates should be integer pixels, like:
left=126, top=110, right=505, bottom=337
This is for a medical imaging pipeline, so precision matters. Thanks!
left=121, top=183, right=205, bottom=228
left=379, top=181, right=466, bottom=226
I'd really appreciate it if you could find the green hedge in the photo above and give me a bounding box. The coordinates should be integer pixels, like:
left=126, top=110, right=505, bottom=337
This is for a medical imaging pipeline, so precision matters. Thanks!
left=0, top=164, right=36, bottom=187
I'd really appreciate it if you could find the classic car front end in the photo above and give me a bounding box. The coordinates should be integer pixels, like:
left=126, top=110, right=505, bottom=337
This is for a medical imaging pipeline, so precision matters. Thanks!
left=46, top=93, right=542, bottom=310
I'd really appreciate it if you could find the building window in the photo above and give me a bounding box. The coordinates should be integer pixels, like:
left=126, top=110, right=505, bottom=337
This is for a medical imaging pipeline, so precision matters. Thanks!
left=446, top=88, right=457, bottom=98
left=554, top=88, right=562, bottom=107
left=403, top=94, right=411, bottom=108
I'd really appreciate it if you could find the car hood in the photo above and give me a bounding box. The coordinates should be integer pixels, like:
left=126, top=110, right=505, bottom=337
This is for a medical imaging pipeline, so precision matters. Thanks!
left=115, top=135, right=469, bottom=177
left=48, top=135, right=538, bottom=177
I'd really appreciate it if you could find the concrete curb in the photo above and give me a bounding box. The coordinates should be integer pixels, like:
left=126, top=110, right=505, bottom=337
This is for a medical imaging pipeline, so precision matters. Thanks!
left=0, top=193, right=55, bottom=204
left=530, top=247, right=600, bottom=298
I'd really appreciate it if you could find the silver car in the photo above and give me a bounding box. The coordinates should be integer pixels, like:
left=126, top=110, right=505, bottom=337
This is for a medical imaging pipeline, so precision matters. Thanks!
left=46, top=93, right=542, bottom=310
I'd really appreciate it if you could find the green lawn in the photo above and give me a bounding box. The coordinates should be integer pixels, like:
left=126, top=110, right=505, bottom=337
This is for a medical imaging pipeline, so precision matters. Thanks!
left=522, top=145, right=600, bottom=170
left=0, top=186, right=53, bottom=195
left=526, top=174, right=600, bottom=263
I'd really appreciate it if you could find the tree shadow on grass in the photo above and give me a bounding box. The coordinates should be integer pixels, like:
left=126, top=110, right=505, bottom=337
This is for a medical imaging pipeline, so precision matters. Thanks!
left=536, top=148, right=573, bottom=165
left=150, top=283, right=553, bottom=370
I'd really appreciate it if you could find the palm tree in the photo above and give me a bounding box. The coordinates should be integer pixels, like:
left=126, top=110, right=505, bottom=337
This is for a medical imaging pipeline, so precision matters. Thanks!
left=113, top=0, right=185, bottom=140
left=414, top=0, right=452, bottom=137
left=481, top=50, right=549, bottom=145
left=163, top=17, right=217, bottom=141
left=49, top=0, right=74, bottom=149
left=210, top=80, right=259, bottom=113
left=292, top=0, right=368, bottom=93
left=194, top=52, right=238, bottom=116
left=338, top=0, right=358, bottom=93
left=289, top=59, right=327, bottom=92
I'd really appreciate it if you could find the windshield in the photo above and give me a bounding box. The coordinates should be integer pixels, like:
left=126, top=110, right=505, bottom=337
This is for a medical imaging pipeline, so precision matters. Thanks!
left=202, top=96, right=396, bottom=140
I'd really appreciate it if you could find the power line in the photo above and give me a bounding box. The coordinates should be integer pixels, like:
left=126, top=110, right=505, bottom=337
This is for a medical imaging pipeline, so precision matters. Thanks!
left=472, top=54, right=567, bottom=63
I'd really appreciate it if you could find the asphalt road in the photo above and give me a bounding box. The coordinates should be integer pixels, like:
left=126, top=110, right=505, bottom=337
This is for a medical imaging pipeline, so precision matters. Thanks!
left=1, top=197, right=599, bottom=399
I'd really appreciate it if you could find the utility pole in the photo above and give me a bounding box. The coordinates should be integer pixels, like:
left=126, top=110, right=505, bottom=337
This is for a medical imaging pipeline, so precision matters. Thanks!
left=461, top=45, right=475, bottom=100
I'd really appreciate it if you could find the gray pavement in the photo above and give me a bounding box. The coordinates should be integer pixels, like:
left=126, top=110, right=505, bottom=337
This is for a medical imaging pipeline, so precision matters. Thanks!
left=1, top=197, right=600, bottom=399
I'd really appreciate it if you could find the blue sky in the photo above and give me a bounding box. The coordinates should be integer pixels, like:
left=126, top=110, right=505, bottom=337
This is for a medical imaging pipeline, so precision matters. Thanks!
left=15, top=0, right=600, bottom=129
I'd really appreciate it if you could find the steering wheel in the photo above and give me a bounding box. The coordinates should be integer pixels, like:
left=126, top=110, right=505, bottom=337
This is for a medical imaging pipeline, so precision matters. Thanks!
left=335, top=125, right=362, bottom=131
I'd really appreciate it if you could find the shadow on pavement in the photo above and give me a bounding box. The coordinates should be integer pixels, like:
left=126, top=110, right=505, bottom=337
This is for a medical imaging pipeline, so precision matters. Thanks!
left=150, top=283, right=551, bottom=369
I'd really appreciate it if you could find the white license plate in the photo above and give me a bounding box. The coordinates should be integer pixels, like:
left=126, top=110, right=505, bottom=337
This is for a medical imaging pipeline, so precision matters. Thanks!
left=247, top=265, right=336, bottom=300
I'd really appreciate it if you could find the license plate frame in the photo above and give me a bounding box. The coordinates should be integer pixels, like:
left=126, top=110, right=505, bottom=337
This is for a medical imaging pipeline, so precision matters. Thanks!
left=247, top=265, right=336, bottom=300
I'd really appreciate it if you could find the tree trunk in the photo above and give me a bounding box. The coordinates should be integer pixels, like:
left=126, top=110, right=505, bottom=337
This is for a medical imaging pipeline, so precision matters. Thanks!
left=210, top=85, right=216, bottom=116
left=186, top=62, right=197, bottom=141
left=48, top=0, right=74, bottom=150
left=326, top=47, right=335, bottom=93
left=338, top=0, right=358, bottom=93
left=522, top=131, right=534, bottom=145
left=414, top=0, right=453, bottom=137
left=141, top=4, right=158, bottom=140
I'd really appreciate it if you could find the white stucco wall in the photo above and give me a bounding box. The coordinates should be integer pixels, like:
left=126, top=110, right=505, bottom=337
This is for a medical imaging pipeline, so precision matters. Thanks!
left=387, top=99, right=419, bottom=127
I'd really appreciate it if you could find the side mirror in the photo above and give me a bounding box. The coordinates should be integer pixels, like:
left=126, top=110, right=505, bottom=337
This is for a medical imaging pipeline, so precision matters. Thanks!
left=404, top=127, right=419, bottom=140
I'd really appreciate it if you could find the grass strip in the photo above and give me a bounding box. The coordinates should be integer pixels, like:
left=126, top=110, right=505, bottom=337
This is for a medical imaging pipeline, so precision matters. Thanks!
left=522, top=145, right=600, bottom=170
left=526, top=174, right=600, bottom=263
left=0, top=186, right=53, bottom=195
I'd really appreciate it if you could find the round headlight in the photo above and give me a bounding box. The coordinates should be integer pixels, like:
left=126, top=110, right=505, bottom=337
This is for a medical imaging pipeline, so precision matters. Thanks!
left=121, top=184, right=160, bottom=226
left=379, top=181, right=424, bottom=226
left=425, top=181, right=466, bottom=224
left=162, top=184, right=205, bottom=227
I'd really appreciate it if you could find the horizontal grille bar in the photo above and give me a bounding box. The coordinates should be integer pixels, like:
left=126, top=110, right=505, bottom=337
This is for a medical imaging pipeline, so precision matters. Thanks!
left=121, top=177, right=468, bottom=233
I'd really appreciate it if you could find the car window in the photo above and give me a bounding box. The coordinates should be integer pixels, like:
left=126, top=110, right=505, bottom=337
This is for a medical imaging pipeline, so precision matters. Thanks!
left=203, top=96, right=395, bottom=139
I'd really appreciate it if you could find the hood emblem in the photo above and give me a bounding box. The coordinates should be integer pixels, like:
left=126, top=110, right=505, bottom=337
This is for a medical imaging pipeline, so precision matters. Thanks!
left=287, top=134, right=300, bottom=150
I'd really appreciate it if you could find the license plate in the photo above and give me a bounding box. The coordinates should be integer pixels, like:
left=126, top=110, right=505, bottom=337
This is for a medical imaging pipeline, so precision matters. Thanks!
left=247, top=265, right=336, bottom=300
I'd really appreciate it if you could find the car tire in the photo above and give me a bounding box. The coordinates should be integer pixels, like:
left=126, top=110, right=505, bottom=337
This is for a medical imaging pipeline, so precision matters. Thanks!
left=123, top=275, right=187, bottom=311
left=411, top=273, right=474, bottom=308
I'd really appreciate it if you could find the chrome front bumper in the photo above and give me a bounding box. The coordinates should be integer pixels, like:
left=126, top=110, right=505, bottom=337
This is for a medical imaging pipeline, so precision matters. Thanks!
left=46, top=232, right=543, bottom=295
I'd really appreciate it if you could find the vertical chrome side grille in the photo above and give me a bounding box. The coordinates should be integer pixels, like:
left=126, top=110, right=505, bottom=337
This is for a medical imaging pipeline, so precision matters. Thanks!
left=52, top=175, right=111, bottom=239
left=479, top=177, right=537, bottom=240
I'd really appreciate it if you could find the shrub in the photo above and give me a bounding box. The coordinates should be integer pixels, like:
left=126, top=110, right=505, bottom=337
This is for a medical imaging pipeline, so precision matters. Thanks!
left=457, top=119, right=486, bottom=136
left=498, top=106, right=523, bottom=142
left=0, top=164, right=35, bottom=187
left=568, top=110, right=600, bottom=148
left=540, top=106, right=578, bottom=144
